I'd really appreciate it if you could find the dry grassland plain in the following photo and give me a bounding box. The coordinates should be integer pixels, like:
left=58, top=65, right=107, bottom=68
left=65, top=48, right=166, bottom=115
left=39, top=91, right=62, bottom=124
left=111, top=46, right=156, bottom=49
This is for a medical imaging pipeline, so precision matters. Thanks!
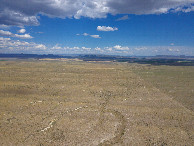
left=0, top=60, right=193, bottom=145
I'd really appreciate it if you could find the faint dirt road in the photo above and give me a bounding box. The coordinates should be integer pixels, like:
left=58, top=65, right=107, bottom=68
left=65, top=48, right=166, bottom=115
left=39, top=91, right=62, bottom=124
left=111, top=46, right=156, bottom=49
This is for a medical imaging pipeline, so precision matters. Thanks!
left=0, top=61, right=193, bottom=145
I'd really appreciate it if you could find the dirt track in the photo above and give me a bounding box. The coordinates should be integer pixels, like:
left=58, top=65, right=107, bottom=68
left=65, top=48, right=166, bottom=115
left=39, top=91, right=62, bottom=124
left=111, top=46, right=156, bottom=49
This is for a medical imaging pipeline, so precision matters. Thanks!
left=0, top=61, right=193, bottom=145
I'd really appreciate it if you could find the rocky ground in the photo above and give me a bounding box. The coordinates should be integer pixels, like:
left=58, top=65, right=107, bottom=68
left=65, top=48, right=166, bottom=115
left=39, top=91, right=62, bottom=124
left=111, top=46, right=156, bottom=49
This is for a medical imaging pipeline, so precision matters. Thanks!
left=0, top=60, right=193, bottom=145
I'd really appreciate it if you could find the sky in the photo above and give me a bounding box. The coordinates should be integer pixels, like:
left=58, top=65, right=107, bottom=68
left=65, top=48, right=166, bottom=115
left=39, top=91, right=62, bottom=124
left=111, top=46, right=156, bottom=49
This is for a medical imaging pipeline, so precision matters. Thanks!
left=0, top=0, right=194, bottom=56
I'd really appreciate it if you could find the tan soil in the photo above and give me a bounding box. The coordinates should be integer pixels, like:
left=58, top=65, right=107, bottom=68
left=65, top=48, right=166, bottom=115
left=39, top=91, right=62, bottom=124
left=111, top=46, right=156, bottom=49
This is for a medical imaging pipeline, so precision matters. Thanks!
left=0, top=61, right=193, bottom=145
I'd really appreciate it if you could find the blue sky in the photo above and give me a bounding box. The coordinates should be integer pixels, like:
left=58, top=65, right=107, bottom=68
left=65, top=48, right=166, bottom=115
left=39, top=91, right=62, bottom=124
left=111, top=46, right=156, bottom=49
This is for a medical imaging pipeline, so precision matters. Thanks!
left=0, top=0, right=194, bottom=56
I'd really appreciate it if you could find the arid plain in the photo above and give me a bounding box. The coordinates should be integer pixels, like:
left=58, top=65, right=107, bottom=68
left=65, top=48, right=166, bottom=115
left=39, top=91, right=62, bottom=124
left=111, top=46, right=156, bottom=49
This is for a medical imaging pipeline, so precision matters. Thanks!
left=0, top=60, right=193, bottom=145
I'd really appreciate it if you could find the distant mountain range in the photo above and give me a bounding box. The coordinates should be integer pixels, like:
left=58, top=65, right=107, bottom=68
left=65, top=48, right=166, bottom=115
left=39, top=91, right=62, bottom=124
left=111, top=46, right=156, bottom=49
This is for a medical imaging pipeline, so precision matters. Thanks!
left=0, top=53, right=194, bottom=66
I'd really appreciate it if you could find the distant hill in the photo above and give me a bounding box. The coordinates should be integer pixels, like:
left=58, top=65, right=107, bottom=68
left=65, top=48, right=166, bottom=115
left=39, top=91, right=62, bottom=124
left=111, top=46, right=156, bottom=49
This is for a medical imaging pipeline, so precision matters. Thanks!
left=0, top=53, right=194, bottom=66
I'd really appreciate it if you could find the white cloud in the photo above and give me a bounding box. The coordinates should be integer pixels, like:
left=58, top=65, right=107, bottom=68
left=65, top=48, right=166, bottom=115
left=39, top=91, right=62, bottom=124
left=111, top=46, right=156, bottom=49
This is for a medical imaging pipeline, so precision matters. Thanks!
left=0, top=37, right=46, bottom=53
left=107, top=0, right=194, bottom=15
left=183, top=6, right=194, bottom=12
left=106, top=47, right=113, bottom=51
left=173, top=5, right=194, bottom=13
left=116, top=15, right=129, bottom=21
left=15, top=34, right=33, bottom=39
left=83, top=33, right=89, bottom=36
left=35, top=44, right=46, bottom=50
left=97, top=26, right=118, bottom=31
left=113, top=45, right=130, bottom=51
left=0, top=30, right=33, bottom=39
left=0, top=9, right=39, bottom=26
left=0, top=38, right=193, bottom=55
left=95, top=47, right=101, bottom=51
left=1, top=0, right=193, bottom=26
left=90, top=35, right=101, bottom=38
left=168, top=48, right=173, bottom=52
left=73, top=47, right=80, bottom=50
left=18, top=29, right=26, bottom=33
left=0, top=30, right=13, bottom=37
left=0, top=37, right=11, bottom=41
left=82, top=47, right=91, bottom=50
left=79, top=33, right=101, bottom=38
left=0, top=24, right=10, bottom=29
left=113, top=45, right=122, bottom=50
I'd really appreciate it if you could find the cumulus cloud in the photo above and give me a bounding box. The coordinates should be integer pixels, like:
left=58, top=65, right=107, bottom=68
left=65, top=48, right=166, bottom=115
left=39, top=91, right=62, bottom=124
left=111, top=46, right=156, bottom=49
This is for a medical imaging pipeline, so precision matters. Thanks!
left=173, top=5, right=194, bottom=13
left=51, top=44, right=62, bottom=50
left=82, top=47, right=91, bottom=50
left=83, top=33, right=89, bottom=36
left=183, top=5, right=194, bottom=12
left=107, top=0, right=194, bottom=15
left=0, top=9, right=39, bottom=26
left=168, top=48, right=173, bottom=52
left=18, top=28, right=26, bottom=33
left=0, top=37, right=46, bottom=53
left=0, top=37, right=193, bottom=55
left=167, top=47, right=180, bottom=52
left=116, top=15, right=129, bottom=21
left=15, top=34, right=33, bottom=39
left=0, top=0, right=108, bottom=26
left=105, top=47, right=113, bottom=51
left=78, top=32, right=101, bottom=38
left=90, top=35, right=101, bottom=38
left=72, top=47, right=80, bottom=50
left=0, top=30, right=13, bottom=37
left=97, top=26, right=118, bottom=31
left=0, top=30, right=33, bottom=39
left=113, top=45, right=130, bottom=51
left=0, top=24, right=10, bottom=29
left=95, top=47, right=101, bottom=51
left=0, top=0, right=193, bottom=26
left=35, top=44, right=46, bottom=50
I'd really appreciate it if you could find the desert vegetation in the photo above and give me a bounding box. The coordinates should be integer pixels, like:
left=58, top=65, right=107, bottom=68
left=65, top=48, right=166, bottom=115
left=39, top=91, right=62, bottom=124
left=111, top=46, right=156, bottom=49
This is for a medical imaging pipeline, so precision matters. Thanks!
left=0, top=60, right=193, bottom=145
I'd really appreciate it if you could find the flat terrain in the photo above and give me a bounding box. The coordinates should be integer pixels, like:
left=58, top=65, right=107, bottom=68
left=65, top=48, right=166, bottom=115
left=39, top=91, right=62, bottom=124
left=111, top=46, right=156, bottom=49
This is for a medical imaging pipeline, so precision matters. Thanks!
left=133, top=64, right=194, bottom=111
left=0, top=60, right=193, bottom=145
